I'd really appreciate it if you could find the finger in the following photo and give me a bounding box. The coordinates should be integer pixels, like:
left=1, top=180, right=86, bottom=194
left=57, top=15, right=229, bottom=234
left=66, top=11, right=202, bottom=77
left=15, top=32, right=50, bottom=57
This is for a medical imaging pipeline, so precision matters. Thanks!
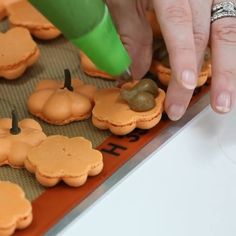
left=165, top=1, right=211, bottom=121
left=211, top=1, right=236, bottom=113
left=153, top=0, right=198, bottom=120
left=189, top=0, right=211, bottom=71
left=106, top=0, right=153, bottom=79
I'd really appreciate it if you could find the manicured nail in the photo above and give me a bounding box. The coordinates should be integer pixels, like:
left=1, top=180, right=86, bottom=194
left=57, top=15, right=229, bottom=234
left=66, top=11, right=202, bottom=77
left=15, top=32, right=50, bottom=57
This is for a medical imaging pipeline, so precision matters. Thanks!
left=167, top=104, right=185, bottom=121
left=181, top=70, right=197, bottom=90
left=216, top=92, right=231, bottom=113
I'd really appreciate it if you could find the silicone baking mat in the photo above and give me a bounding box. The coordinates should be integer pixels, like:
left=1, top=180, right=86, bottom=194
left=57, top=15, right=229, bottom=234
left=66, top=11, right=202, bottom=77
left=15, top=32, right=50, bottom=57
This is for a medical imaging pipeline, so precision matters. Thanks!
left=0, top=18, right=211, bottom=235
left=0, top=19, right=112, bottom=201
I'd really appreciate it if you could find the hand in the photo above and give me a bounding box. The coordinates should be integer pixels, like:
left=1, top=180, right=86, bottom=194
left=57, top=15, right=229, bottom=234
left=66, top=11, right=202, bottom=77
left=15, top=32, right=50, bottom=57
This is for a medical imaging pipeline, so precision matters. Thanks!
left=106, top=0, right=236, bottom=120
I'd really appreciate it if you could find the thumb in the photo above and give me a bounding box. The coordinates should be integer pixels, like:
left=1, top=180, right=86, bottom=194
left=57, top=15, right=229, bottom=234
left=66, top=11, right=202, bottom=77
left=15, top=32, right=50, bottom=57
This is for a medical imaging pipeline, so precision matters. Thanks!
left=106, top=0, right=153, bottom=79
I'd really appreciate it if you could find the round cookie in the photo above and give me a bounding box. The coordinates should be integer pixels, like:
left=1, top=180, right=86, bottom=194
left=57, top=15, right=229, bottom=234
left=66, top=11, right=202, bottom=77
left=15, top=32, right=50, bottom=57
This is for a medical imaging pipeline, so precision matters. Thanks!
left=0, top=27, right=39, bottom=80
left=24, top=135, right=104, bottom=187
left=0, top=181, right=32, bottom=236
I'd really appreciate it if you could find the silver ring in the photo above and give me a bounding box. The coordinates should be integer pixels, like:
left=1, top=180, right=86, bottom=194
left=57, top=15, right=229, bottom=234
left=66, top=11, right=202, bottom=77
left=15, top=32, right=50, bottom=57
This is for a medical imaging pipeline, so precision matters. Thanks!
left=211, top=1, right=236, bottom=23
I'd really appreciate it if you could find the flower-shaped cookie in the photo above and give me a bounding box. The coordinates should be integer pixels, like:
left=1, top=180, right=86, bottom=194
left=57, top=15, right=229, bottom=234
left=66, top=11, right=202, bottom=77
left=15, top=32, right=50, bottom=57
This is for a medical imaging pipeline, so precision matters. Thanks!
left=24, top=135, right=104, bottom=187
left=0, top=110, right=47, bottom=168
left=151, top=39, right=211, bottom=87
left=92, top=81, right=165, bottom=135
left=0, top=27, right=39, bottom=80
left=27, top=69, right=97, bottom=125
left=0, top=181, right=32, bottom=236
left=79, top=51, right=115, bottom=80
left=7, top=0, right=61, bottom=40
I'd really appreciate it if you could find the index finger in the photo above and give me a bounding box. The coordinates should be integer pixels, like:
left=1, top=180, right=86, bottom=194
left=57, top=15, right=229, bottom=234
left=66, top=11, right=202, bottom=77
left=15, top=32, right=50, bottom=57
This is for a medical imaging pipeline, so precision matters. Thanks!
left=153, top=0, right=198, bottom=120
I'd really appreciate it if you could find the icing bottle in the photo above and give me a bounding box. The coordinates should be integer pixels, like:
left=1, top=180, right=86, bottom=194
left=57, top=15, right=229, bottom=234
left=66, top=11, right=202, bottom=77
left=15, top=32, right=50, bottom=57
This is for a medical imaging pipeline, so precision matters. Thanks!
left=29, top=0, right=131, bottom=77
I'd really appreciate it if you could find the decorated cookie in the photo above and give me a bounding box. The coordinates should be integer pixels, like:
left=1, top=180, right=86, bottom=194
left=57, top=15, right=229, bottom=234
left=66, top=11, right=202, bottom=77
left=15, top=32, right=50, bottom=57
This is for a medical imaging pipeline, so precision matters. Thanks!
left=151, top=40, right=211, bottom=87
left=79, top=51, right=114, bottom=80
left=92, top=80, right=165, bottom=135
left=24, top=135, right=104, bottom=187
left=0, top=110, right=47, bottom=168
left=0, top=27, right=39, bottom=80
left=27, top=69, right=97, bottom=125
left=0, top=181, right=32, bottom=236
left=7, top=0, right=61, bottom=40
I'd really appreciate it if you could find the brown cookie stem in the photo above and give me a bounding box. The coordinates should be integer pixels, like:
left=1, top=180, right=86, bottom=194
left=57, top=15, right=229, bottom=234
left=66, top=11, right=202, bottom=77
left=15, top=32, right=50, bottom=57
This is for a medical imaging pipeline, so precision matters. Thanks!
left=63, top=69, right=73, bottom=91
left=10, top=110, right=21, bottom=135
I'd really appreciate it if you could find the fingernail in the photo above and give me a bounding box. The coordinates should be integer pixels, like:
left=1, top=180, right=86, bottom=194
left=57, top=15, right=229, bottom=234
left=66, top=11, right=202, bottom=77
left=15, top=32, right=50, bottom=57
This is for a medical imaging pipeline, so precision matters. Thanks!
left=216, top=92, right=231, bottom=113
left=181, top=70, right=197, bottom=90
left=167, top=104, right=185, bottom=121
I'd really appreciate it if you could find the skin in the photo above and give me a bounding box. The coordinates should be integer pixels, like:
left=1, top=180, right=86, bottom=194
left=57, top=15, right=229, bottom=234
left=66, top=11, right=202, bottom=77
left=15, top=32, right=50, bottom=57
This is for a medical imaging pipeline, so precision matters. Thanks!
left=106, top=0, right=236, bottom=120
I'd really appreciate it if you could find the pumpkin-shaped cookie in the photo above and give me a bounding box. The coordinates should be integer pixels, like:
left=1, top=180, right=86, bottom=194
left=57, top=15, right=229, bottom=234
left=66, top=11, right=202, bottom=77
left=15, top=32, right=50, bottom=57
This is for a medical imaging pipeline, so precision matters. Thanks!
left=92, top=79, right=165, bottom=135
left=0, top=27, right=39, bottom=80
left=151, top=39, right=211, bottom=87
left=27, top=69, right=97, bottom=125
left=24, top=135, right=104, bottom=187
left=7, top=0, right=61, bottom=40
left=0, top=110, right=47, bottom=168
left=79, top=51, right=115, bottom=80
left=0, top=181, right=32, bottom=236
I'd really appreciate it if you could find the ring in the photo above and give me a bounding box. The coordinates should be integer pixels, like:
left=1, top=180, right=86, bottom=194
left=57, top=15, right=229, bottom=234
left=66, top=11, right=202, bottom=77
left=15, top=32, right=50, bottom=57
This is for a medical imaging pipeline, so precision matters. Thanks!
left=211, top=1, right=236, bottom=23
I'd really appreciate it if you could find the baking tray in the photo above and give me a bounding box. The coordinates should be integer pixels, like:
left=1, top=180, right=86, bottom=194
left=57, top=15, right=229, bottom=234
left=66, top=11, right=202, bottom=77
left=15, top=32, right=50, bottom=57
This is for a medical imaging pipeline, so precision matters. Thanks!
left=0, top=18, right=211, bottom=235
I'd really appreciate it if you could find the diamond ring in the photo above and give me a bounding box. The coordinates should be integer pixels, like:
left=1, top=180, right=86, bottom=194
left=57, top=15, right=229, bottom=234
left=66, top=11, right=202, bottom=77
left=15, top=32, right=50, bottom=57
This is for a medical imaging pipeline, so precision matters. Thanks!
left=211, top=1, right=236, bottom=23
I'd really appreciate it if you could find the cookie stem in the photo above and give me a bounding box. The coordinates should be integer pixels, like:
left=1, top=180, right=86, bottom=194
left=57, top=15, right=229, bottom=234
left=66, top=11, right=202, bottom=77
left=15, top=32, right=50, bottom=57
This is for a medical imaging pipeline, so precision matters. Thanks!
left=63, top=69, right=73, bottom=91
left=10, top=110, right=21, bottom=135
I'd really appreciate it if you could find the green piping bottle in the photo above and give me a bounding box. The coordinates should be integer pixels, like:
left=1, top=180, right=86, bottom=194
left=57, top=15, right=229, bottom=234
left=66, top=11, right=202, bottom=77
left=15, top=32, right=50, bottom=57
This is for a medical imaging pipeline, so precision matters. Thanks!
left=29, top=0, right=131, bottom=76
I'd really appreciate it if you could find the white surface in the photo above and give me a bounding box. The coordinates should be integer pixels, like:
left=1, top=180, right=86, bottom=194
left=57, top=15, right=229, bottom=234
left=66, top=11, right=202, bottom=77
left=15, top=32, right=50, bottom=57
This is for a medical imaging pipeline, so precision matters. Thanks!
left=59, top=107, right=236, bottom=236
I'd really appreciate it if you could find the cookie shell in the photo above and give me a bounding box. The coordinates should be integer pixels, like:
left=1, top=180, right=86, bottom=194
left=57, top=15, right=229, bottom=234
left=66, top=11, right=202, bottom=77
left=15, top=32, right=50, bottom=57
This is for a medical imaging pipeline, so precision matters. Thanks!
left=27, top=79, right=97, bottom=125
left=7, top=1, right=61, bottom=40
left=92, top=87, right=165, bottom=135
left=0, top=181, right=32, bottom=236
left=79, top=51, right=115, bottom=80
left=24, top=135, right=104, bottom=187
left=0, top=27, right=39, bottom=80
left=0, top=118, right=47, bottom=168
left=151, top=60, right=211, bottom=87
